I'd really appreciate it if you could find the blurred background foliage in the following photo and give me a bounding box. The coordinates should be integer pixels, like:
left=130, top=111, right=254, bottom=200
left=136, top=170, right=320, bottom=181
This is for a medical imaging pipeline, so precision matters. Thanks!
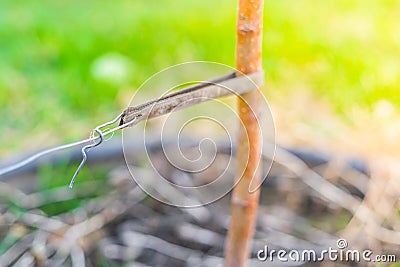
left=0, top=2, right=399, bottom=265
left=0, top=0, right=399, bottom=156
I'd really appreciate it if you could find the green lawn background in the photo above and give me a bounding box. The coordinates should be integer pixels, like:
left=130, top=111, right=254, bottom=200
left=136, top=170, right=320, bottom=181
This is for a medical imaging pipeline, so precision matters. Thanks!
left=1, top=0, right=399, bottom=156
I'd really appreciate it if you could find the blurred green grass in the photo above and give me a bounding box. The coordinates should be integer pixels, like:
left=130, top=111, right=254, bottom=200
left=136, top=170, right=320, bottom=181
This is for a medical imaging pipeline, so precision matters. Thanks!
left=0, top=0, right=399, bottom=155
left=36, top=161, right=111, bottom=215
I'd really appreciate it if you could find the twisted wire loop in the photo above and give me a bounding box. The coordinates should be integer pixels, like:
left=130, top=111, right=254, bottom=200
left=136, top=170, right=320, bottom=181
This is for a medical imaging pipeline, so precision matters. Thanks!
left=69, top=128, right=104, bottom=188
left=69, top=112, right=135, bottom=188
left=0, top=112, right=138, bottom=187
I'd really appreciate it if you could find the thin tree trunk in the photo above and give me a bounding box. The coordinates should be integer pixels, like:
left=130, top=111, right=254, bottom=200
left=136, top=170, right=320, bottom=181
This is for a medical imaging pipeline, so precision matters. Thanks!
left=224, top=0, right=264, bottom=266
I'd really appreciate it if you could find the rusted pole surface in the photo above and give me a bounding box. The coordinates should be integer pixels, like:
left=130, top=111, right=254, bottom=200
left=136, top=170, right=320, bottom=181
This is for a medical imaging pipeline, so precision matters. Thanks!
left=224, top=0, right=264, bottom=266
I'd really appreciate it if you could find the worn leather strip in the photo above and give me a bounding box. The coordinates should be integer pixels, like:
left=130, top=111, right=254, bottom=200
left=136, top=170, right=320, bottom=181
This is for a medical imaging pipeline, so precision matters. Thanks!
left=120, top=71, right=264, bottom=127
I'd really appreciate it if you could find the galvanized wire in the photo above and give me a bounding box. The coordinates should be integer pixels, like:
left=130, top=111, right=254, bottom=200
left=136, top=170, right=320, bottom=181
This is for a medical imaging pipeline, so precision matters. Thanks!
left=0, top=113, right=137, bottom=182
